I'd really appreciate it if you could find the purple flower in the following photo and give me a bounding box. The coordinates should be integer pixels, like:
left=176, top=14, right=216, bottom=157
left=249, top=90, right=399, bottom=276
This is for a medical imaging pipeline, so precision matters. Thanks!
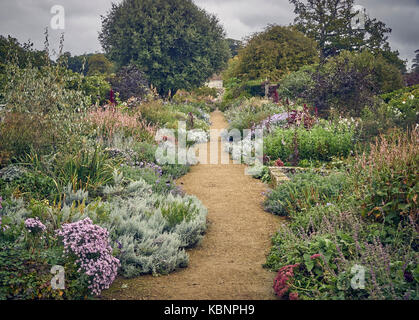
left=25, top=217, right=46, bottom=233
left=56, top=218, right=120, bottom=296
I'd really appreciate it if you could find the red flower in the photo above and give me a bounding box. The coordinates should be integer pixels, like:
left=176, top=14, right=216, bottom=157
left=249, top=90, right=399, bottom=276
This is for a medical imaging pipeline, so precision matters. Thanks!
left=275, top=158, right=284, bottom=167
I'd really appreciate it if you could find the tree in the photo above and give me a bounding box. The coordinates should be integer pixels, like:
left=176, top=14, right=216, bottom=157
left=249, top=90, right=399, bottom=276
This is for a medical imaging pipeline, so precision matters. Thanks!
left=0, top=36, right=49, bottom=102
left=99, top=0, right=230, bottom=95
left=290, top=0, right=393, bottom=59
left=58, top=52, right=92, bottom=75
left=403, top=49, right=419, bottom=86
left=230, top=25, right=319, bottom=81
left=226, top=38, right=243, bottom=57
left=0, top=35, right=48, bottom=69
left=87, top=54, right=114, bottom=75
left=412, top=49, right=419, bottom=73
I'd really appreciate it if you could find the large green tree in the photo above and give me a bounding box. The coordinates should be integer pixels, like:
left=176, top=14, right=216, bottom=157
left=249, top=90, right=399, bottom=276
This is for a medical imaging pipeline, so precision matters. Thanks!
left=99, top=0, right=230, bottom=95
left=231, top=25, right=319, bottom=81
left=290, top=0, right=399, bottom=61
left=226, top=38, right=243, bottom=57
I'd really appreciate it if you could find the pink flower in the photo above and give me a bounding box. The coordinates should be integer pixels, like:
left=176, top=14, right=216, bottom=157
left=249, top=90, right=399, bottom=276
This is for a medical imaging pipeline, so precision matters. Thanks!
left=310, top=253, right=323, bottom=260
left=56, top=218, right=120, bottom=296
left=273, top=264, right=300, bottom=299
left=289, top=292, right=299, bottom=300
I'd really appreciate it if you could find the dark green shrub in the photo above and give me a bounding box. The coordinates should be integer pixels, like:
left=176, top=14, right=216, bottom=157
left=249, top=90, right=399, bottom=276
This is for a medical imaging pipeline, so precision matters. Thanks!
left=303, top=51, right=404, bottom=117
left=109, top=64, right=149, bottom=101
left=0, top=169, right=58, bottom=202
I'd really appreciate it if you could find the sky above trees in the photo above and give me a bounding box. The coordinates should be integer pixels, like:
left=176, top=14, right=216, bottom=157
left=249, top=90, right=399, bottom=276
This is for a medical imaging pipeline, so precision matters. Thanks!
left=0, top=0, right=417, bottom=68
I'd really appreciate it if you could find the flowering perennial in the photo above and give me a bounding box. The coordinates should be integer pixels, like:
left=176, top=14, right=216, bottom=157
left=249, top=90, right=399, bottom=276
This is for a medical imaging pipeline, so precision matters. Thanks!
left=56, top=218, right=120, bottom=296
left=140, top=162, right=163, bottom=177
left=24, top=217, right=46, bottom=233
left=273, top=263, right=300, bottom=299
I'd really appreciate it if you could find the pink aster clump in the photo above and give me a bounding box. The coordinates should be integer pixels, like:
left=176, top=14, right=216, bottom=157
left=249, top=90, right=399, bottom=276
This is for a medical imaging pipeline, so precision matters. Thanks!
left=56, top=218, right=120, bottom=296
left=25, top=217, right=46, bottom=234
left=273, top=263, right=300, bottom=299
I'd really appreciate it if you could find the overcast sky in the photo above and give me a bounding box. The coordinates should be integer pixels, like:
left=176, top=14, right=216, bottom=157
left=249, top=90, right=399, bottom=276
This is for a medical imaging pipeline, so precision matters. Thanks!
left=0, top=0, right=418, bottom=68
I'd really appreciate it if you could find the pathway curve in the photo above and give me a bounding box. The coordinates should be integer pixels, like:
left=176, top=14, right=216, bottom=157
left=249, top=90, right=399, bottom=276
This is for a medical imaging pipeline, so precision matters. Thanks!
left=102, top=110, right=283, bottom=300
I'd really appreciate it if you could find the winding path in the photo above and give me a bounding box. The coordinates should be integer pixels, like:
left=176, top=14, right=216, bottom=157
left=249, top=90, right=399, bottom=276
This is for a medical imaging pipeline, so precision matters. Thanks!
left=102, top=111, right=283, bottom=300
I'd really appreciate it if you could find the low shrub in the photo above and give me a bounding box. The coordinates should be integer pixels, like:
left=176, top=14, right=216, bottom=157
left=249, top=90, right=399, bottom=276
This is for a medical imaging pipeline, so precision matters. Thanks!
left=264, top=172, right=349, bottom=216
left=0, top=167, right=58, bottom=202
left=224, top=97, right=285, bottom=132
left=102, top=178, right=207, bottom=278
left=264, top=123, right=355, bottom=163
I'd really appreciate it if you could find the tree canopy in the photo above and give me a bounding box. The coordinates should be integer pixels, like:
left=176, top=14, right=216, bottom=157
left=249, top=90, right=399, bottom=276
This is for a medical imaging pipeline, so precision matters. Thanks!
left=228, top=25, right=319, bottom=82
left=226, top=39, right=243, bottom=57
left=87, top=54, right=114, bottom=76
left=99, top=0, right=230, bottom=95
left=412, top=49, right=419, bottom=73
left=289, top=0, right=399, bottom=61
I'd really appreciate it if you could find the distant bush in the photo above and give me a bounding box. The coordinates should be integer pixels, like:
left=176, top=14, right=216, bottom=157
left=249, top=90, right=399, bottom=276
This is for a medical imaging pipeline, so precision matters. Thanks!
left=224, top=97, right=284, bottom=132
left=277, top=65, right=316, bottom=100
left=380, top=85, right=419, bottom=125
left=110, top=64, right=150, bottom=101
left=305, top=51, right=404, bottom=117
left=277, top=51, right=405, bottom=117
left=228, top=25, right=319, bottom=81
left=66, top=73, right=111, bottom=105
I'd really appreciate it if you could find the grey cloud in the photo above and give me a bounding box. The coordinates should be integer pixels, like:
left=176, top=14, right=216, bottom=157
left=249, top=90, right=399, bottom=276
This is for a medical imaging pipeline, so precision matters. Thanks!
left=0, top=0, right=417, bottom=66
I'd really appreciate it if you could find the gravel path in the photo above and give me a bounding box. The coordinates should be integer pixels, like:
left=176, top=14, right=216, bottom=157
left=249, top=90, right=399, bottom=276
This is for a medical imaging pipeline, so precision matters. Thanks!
left=102, top=110, right=283, bottom=300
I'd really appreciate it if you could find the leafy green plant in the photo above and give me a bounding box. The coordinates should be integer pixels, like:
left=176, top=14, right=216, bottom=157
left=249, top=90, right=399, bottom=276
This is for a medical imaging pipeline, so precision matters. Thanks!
left=264, top=172, right=349, bottom=216
left=56, top=148, right=116, bottom=193
left=161, top=199, right=198, bottom=227
left=352, top=128, right=419, bottom=225
left=264, top=123, right=355, bottom=163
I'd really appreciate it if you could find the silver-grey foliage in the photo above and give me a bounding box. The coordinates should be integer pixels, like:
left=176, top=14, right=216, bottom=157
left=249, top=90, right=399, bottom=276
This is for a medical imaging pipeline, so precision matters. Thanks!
left=103, top=178, right=207, bottom=278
